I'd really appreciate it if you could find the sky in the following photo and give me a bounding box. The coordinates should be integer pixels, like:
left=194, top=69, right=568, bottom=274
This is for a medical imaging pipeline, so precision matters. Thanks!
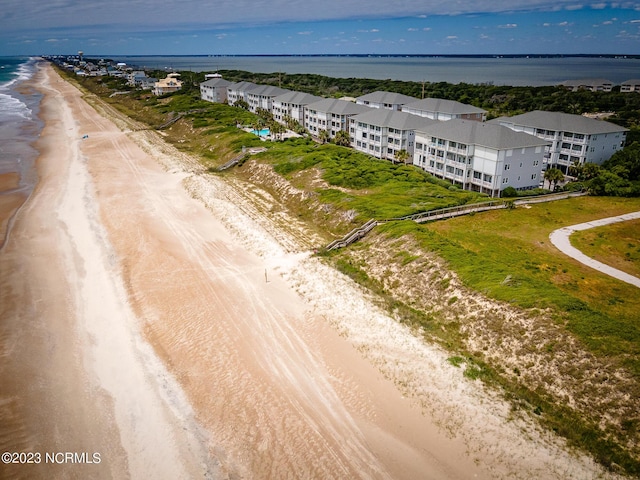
left=1, top=0, right=640, bottom=56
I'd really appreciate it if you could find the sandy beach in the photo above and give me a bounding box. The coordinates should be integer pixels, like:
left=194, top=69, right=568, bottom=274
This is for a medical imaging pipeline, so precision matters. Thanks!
left=0, top=63, right=622, bottom=479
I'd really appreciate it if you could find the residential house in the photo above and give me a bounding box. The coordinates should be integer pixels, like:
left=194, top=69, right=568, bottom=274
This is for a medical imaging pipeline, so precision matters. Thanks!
left=200, top=77, right=232, bottom=103
left=621, top=79, right=640, bottom=93
left=227, top=81, right=258, bottom=106
left=272, top=91, right=323, bottom=125
left=413, top=119, right=550, bottom=197
left=402, top=98, right=487, bottom=122
left=350, top=109, right=437, bottom=162
left=491, top=110, right=628, bottom=172
left=246, top=85, right=290, bottom=113
left=304, top=99, right=370, bottom=139
left=355, top=91, right=417, bottom=111
left=153, top=73, right=182, bottom=96
left=559, top=79, right=613, bottom=92
left=127, top=71, right=157, bottom=90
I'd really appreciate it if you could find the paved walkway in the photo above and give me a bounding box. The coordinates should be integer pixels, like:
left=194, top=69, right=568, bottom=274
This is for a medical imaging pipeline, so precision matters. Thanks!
left=549, top=211, right=640, bottom=288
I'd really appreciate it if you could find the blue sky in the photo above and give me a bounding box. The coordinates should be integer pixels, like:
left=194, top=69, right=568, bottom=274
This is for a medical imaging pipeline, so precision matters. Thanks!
left=1, top=0, right=640, bottom=55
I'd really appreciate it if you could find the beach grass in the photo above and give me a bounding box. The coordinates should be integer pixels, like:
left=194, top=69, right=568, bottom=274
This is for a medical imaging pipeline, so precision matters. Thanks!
left=377, top=197, right=640, bottom=373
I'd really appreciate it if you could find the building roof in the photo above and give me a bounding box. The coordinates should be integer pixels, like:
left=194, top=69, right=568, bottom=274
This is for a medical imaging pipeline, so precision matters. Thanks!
left=494, top=110, right=628, bottom=135
left=306, top=98, right=370, bottom=115
left=621, top=79, right=640, bottom=85
left=356, top=91, right=417, bottom=105
left=201, top=78, right=232, bottom=87
left=416, top=119, right=550, bottom=150
left=352, top=109, right=438, bottom=131
left=560, top=79, right=613, bottom=87
left=247, top=85, right=290, bottom=97
left=273, top=91, right=322, bottom=105
left=228, top=81, right=257, bottom=91
left=403, top=98, right=486, bottom=115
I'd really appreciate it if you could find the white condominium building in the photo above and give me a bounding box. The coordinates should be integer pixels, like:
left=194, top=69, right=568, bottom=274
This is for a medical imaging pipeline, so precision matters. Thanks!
left=227, top=81, right=258, bottom=106
left=304, top=98, right=370, bottom=139
left=200, top=77, right=232, bottom=103
left=272, top=91, right=323, bottom=125
left=413, top=119, right=550, bottom=197
left=246, top=85, right=290, bottom=113
left=350, top=109, right=437, bottom=162
left=492, top=110, right=628, bottom=172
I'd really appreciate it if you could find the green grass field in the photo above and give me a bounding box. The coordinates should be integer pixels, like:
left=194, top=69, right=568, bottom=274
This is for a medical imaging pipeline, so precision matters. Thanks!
left=572, top=218, right=640, bottom=279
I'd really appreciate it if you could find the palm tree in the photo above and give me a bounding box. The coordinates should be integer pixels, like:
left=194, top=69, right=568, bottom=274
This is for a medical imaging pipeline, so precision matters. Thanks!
left=270, top=121, right=285, bottom=141
left=334, top=130, right=351, bottom=147
left=318, top=129, right=330, bottom=144
left=395, top=149, right=410, bottom=164
left=543, top=167, right=564, bottom=191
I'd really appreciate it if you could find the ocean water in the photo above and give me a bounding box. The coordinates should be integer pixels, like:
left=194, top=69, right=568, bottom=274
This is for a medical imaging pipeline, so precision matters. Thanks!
left=0, top=57, right=42, bottom=190
left=112, top=55, right=640, bottom=87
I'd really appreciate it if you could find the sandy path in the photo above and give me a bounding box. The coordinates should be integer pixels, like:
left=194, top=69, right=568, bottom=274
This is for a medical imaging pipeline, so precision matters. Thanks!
left=0, top=63, right=622, bottom=480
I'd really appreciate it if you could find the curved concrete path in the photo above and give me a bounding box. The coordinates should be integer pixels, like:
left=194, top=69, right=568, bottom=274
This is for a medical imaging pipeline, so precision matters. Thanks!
left=549, top=211, right=640, bottom=288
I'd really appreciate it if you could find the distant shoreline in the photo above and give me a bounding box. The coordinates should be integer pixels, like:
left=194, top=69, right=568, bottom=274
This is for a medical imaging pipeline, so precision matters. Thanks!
left=88, top=53, right=640, bottom=59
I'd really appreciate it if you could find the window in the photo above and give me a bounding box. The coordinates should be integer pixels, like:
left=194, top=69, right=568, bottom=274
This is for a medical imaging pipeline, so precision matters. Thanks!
left=533, top=160, right=539, bottom=166
left=503, top=177, right=509, bottom=184
left=483, top=174, right=493, bottom=183
left=504, top=164, right=510, bottom=171
left=531, top=173, right=537, bottom=179
left=416, top=142, right=423, bottom=150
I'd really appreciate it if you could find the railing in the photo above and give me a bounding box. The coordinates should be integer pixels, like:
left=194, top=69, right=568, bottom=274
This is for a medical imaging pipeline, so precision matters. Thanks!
left=325, top=219, right=378, bottom=251
left=216, top=153, right=246, bottom=171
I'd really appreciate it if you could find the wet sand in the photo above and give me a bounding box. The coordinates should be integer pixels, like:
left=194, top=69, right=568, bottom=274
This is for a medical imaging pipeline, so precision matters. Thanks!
left=0, top=63, right=619, bottom=480
left=0, top=173, right=27, bottom=249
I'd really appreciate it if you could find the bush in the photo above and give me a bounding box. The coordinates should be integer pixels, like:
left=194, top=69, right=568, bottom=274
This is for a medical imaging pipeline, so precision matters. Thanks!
left=502, top=186, right=518, bottom=198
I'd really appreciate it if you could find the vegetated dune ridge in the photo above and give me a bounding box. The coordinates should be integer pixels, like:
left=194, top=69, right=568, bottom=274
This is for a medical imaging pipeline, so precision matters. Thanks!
left=0, top=62, right=620, bottom=479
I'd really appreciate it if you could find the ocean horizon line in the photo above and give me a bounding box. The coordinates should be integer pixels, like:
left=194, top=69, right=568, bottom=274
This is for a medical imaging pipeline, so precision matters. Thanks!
left=36, top=53, right=640, bottom=60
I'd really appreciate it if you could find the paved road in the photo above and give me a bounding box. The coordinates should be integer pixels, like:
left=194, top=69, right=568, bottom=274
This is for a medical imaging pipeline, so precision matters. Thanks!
left=549, top=211, right=640, bottom=288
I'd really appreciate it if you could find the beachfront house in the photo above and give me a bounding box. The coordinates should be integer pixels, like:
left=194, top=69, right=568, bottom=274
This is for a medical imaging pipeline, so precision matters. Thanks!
left=559, top=79, right=613, bottom=92
left=402, top=98, right=487, bottom=122
left=227, top=81, right=258, bottom=106
left=304, top=99, right=370, bottom=140
left=200, top=77, right=232, bottom=103
left=246, top=85, right=290, bottom=113
left=413, top=119, right=550, bottom=197
left=621, top=79, right=640, bottom=93
left=153, top=73, right=182, bottom=96
left=272, top=91, right=323, bottom=126
left=355, top=91, right=417, bottom=111
left=491, top=110, right=628, bottom=172
left=350, top=109, right=437, bottom=162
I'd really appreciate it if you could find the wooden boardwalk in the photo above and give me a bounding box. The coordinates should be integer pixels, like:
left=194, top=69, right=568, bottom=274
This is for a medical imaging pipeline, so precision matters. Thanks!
left=324, top=191, right=586, bottom=251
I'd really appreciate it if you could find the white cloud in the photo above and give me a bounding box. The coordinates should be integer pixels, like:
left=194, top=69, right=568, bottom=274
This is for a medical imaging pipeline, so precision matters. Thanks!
left=498, top=23, right=518, bottom=28
left=1, top=0, right=635, bottom=34
left=297, top=31, right=312, bottom=35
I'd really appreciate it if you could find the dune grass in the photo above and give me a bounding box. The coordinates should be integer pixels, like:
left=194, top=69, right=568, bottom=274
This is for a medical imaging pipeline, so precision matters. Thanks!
left=378, top=196, right=640, bottom=376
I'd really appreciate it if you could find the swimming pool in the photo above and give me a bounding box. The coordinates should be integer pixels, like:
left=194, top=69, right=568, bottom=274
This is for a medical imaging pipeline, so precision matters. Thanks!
left=251, top=128, right=270, bottom=136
